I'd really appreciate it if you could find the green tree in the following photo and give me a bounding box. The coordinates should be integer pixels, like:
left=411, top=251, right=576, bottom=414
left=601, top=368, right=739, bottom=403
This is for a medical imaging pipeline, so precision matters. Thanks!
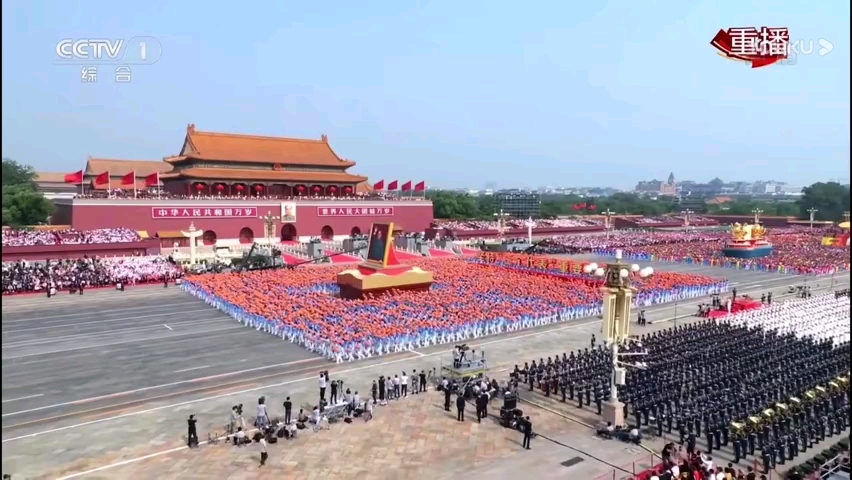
left=1, top=158, right=54, bottom=227
left=427, top=191, right=483, bottom=219
left=798, top=182, right=851, bottom=222
left=2, top=158, right=37, bottom=188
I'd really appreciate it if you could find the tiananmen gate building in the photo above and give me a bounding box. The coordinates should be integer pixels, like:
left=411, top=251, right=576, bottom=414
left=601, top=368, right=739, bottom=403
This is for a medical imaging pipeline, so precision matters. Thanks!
left=49, top=124, right=434, bottom=246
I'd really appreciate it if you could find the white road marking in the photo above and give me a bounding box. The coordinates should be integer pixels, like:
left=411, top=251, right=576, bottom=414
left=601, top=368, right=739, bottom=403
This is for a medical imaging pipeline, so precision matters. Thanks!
left=0, top=325, right=244, bottom=360
left=1, top=302, right=197, bottom=322
left=172, top=365, right=211, bottom=373
left=0, top=309, right=211, bottom=334
left=164, top=324, right=173, bottom=331
left=1, top=394, right=44, bottom=404
left=408, top=349, right=425, bottom=357
left=1, top=356, right=320, bottom=418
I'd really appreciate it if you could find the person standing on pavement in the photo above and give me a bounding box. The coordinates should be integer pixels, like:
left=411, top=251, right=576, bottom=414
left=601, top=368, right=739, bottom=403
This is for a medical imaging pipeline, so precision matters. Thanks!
left=456, top=395, right=466, bottom=422
left=258, top=436, right=268, bottom=466
left=283, top=397, right=293, bottom=425
left=521, top=416, right=533, bottom=450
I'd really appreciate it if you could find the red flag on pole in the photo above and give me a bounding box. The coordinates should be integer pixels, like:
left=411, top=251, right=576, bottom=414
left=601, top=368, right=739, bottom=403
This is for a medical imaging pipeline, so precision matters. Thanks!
left=63, top=170, right=84, bottom=184
left=387, top=180, right=399, bottom=191
left=414, top=181, right=426, bottom=192
left=120, top=171, right=136, bottom=186
left=401, top=181, right=412, bottom=191
left=373, top=180, right=384, bottom=191
left=121, top=171, right=137, bottom=198
left=94, top=171, right=110, bottom=186
left=144, top=172, right=160, bottom=187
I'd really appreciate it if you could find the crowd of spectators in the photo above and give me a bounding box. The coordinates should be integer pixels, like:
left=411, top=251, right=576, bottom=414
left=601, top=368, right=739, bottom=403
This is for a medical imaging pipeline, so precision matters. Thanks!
left=2, top=228, right=142, bottom=247
left=607, top=233, right=849, bottom=275
left=74, top=190, right=425, bottom=201
left=433, top=217, right=602, bottom=231
left=182, top=255, right=725, bottom=363
left=634, top=216, right=677, bottom=224
left=1, top=256, right=184, bottom=294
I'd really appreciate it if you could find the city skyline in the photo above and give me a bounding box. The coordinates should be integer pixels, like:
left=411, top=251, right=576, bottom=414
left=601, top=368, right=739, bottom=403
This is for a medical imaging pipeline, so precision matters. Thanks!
left=2, top=1, right=849, bottom=190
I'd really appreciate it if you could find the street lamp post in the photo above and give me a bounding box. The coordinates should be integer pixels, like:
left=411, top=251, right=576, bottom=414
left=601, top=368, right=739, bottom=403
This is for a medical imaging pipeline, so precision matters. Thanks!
left=751, top=208, right=763, bottom=225
left=524, top=216, right=535, bottom=245
left=260, top=211, right=280, bottom=245
left=584, top=250, right=654, bottom=426
left=602, top=209, right=615, bottom=240
left=681, top=209, right=694, bottom=228
left=807, top=208, right=818, bottom=230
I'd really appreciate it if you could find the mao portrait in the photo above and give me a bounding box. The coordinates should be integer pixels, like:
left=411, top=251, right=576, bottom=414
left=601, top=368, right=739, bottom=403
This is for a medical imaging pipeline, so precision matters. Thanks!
left=367, top=223, right=392, bottom=264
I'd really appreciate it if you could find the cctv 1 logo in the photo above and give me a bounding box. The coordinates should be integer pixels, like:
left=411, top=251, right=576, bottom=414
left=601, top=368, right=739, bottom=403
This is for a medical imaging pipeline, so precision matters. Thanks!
left=55, top=37, right=163, bottom=65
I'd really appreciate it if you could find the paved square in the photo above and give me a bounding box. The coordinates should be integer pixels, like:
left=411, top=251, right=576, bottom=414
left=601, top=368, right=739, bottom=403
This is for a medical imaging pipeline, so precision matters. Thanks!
left=3, top=264, right=848, bottom=480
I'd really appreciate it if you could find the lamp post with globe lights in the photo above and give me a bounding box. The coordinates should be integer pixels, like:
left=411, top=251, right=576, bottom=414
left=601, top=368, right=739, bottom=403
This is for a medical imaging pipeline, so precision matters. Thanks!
left=583, top=249, right=654, bottom=426
left=260, top=211, right=280, bottom=245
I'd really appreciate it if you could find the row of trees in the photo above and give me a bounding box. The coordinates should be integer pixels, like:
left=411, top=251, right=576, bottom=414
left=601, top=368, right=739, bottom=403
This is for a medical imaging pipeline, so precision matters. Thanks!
left=427, top=182, right=851, bottom=222
left=2, top=158, right=54, bottom=227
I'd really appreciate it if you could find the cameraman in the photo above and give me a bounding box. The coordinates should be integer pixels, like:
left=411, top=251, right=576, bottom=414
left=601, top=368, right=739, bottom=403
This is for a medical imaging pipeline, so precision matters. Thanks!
left=187, top=415, right=199, bottom=448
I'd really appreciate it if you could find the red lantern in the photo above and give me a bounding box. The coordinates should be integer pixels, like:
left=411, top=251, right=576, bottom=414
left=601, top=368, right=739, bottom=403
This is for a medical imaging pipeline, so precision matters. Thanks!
left=235, top=184, right=244, bottom=192
left=343, top=186, right=353, bottom=193
left=329, top=186, right=337, bottom=192
left=297, top=185, right=305, bottom=193
left=216, top=184, right=224, bottom=192
left=195, top=183, right=205, bottom=191
left=254, top=185, right=263, bottom=192
left=312, top=186, right=321, bottom=193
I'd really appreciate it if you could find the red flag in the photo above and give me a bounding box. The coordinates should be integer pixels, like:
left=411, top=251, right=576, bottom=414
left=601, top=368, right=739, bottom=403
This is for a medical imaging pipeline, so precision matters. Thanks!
left=414, top=181, right=426, bottom=192
left=387, top=180, right=399, bottom=191
left=373, top=180, right=384, bottom=191
left=94, top=171, right=110, bottom=186
left=144, top=172, right=160, bottom=187
left=63, top=170, right=84, bottom=184
left=120, top=171, right=136, bottom=186
left=401, top=181, right=412, bottom=191
left=588, top=204, right=597, bottom=211
left=578, top=202, right=587, bottom=209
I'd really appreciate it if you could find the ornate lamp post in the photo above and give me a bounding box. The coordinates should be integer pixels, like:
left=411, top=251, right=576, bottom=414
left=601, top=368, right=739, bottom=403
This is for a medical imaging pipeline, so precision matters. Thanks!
left=602, top=209, right=615, bottom=240
left=751, top=208, right=763, bottom=225
left=583, top=249, right=654, bottom=426
left=260, top=211, right=280, bottom=245
left=493, top=209, right=510, bottom=241
left=681, top=209, right=694, bottom=227
left=807, top=208, right=818, bottom=230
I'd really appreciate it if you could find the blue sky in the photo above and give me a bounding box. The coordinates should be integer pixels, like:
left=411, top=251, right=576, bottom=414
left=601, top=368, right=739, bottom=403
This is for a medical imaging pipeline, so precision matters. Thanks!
left=2, top=0, right=849, bottom=189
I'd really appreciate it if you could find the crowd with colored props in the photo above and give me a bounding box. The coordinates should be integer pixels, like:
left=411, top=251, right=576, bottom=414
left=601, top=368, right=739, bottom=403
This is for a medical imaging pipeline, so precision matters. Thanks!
left=1, top=228, right=141, bottom=247
left=181, top=256, right=726, bottom=363
left=592, top=233, right=850, bottom=276
left=1, top=256, right=183, bottom=294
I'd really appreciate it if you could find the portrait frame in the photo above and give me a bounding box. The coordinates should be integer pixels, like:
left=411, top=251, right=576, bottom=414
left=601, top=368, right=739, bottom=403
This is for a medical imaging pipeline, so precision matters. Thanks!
left=280, top=202, right=297, bottom=222
left=365, top=222, right=394, bottom=268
